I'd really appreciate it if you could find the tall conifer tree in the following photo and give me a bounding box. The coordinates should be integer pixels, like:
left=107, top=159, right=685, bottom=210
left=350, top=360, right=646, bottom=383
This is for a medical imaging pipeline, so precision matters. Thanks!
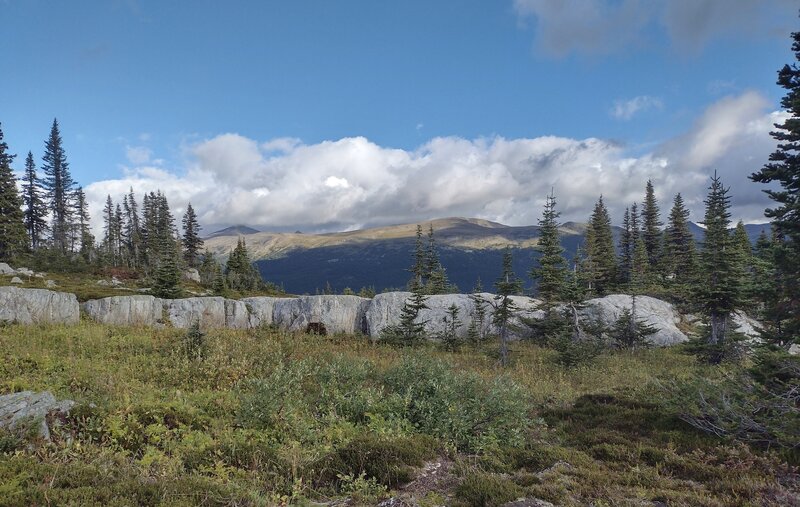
left=74, top=187, right=94, bottom=261
left=532, top=191, right=567, bottom=301
left=641, top=180, right=663, bottom=269
left=698, top=173, right=745, bottom=361
left=494, top=248, right=522, bottom=366
left=21, top=151, right=48, bottom=249
left=182, top=203, right=203, bottom=268
left=750, top=24, right=800, bottom=347
left=41, top=119, right=75, bottom=252
left=663, top=193, right=697, bottom=286
left=0, top=123, right=28, bottom=260
left=585, top=196, right=617, bottom=295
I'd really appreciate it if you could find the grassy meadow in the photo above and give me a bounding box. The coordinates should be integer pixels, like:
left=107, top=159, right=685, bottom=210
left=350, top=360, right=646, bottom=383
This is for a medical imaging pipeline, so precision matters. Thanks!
left=1, top=321, right=798, bottom=506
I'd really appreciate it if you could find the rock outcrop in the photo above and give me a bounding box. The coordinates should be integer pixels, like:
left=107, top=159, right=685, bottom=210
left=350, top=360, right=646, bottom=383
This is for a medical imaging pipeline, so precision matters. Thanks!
left=579, top=294, right=688, bottom=346
left=183, top=268, right=201, bottom=283
left=0, top=391, right=75, bottom=441
left=82, top=295, right=164, bottom=327
left=164, top=297, right=226, bottom=329
left=224, top=299, right=251, bottom=329
left=241, top=296, right=285, bottom=328
left=0, top=287, right=80, bottom=325
left=0, top=262, right=15, bottom=275
left=273, top=295, right=371, bottom=334
left=365, top=292, right=544, bottom=340
left=1, top=287, right=762, bottom=349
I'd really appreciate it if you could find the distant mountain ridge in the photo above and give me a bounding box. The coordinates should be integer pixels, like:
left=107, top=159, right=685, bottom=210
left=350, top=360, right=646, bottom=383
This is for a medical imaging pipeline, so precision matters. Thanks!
left=203, top=217, right=771, bottom=294
left=203, top=217, right=588, bottom=294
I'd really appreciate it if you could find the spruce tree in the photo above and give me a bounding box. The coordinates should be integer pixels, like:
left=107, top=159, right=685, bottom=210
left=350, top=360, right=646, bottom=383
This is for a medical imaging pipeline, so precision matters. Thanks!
left=182, top=203, right=204, bottom=268
left=21, top=151, right=48, bottom=249
left=494, top=248, right=522, bottom=366
left=424, top=224, right=452, bottom=294
left=114, top=203, right=124, bottom=264
left=0, top=124, right=28, bottom=260
left=103, top=195, right=117, bottom=264
left=123, top=188, right=142, bottom=269
left=641, top=180, right=663, bottom=269
left=697, top=172, right=745, bottom=362
left=750, top=24, right=800, bottom=348
left=618, top=206, right=634, bottom=285
left=467, top=278, right=488, bottom=344
left=532, top=191, right=568, bottom=301
left=408, top=225, right=426, bottom=290
left=74, top=187, right=94, bottom=261
left=41, top=119, right=75, bottom=252
left=152, top=237, right=182, bottom=299
left=664, top=193, right=698, bottom=287
left=751, top=230, right=790, bottom=346
left=198, top=249, right=219, bottom=286
left=225, top=237, right=262, bottom=291
left=585, top=196, right=617, bottom=295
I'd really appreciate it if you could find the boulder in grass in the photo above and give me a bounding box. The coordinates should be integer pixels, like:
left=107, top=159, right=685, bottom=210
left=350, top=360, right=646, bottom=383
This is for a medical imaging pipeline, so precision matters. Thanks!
left=0, top=287, right=79, bottom=325
left=0, top=391, right=75, bottom=441
left=0, top=263, right=15, bottom=275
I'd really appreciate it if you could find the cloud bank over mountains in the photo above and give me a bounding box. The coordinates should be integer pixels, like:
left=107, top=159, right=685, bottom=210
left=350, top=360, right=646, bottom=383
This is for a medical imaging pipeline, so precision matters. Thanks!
left=84, top=91, right=784, bottom=234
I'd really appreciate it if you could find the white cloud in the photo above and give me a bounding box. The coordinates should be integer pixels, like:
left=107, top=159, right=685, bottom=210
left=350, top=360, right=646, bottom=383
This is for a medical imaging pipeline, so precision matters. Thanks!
left=84, top=91, right=783, bottom=236
left=612, top=96, right=664, bottom=120
left=125, top=145, right=152, bottom=165
left=513, top=0, right=796, bottom=57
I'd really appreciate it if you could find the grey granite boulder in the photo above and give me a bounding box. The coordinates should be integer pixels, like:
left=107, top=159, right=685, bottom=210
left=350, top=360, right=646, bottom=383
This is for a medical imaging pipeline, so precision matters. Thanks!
left=0, top=262, right=14, bottom=275
left=183, top=268, right=201, bottom=283
left=10, top=276, right=23, bottom=284
left=365, top=291, right=544, bottom=340
left=579, top=294, right=688, bottom=346
left=365, top=291, right=412, bottom=337
left=240, top=297, right=284, bottom=328
left=82, top=295, right=164, bottom=326
left=164, top=297, right=226, bottom=329
left=732, top=311, right=763, bottom=340
left=273, top=295, right=371, bottom=334
left=0, top=391, right=75, bottom=441
left=224, top=298, right=251, bottom=329
left=0, top=287, right=79, bottom=325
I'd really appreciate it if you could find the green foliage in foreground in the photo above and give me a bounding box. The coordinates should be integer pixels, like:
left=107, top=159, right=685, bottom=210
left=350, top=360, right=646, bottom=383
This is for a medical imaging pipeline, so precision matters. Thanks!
left=1, top=323, right=798, bottom=506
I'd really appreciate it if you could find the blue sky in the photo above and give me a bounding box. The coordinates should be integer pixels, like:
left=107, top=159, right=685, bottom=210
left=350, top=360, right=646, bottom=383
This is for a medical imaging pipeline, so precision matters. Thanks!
left=1, top=0, right=797, bottom=232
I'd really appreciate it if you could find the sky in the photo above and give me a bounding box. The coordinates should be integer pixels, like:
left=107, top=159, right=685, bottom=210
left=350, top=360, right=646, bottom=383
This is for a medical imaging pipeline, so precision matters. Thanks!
left=1, top=0, right=797, bottom=234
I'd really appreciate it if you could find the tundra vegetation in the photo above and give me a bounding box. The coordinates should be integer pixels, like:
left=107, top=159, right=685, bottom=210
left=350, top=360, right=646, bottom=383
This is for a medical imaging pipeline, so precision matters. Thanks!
left=1, top=16, right=800, bottom=507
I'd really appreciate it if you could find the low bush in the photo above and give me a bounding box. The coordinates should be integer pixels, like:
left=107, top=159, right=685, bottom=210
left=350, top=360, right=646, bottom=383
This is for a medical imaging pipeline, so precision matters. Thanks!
left=454, top=473, right=523, bottom=507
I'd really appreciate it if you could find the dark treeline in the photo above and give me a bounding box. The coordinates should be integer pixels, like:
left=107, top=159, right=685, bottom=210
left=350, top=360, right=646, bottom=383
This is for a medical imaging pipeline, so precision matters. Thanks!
left=0, top=119, right=266, bottom=298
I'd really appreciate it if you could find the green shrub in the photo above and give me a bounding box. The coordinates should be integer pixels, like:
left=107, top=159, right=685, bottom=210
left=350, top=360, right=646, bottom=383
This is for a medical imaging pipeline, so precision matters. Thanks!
left=549, top=335, right=604, bottom=368
left=382, top=355, right=531, bottom=452
left=323, top=433, right=437, bottom=487
left=454, top=473, right=522, bottom=507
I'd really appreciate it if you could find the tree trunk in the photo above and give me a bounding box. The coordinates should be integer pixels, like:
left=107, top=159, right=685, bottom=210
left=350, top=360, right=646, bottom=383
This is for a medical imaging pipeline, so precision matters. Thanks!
left=709, top=311, right=728, bottom=346
left=499, top=323, right=509, bottom=367
left=569, top=303, right=585, bottom=342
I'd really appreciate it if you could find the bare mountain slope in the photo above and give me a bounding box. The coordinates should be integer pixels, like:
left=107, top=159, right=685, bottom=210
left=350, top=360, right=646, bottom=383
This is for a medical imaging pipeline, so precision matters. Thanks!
left=203, top=217, right=585, bottom=260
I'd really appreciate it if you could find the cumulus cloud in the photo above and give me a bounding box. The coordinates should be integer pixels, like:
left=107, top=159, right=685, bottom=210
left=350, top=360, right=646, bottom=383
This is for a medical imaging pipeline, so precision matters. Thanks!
left=612, top=96, right=664, bottom=120
left=84, top=91, right=782, bottom=236
left=513, top=0, right=795, bottom=57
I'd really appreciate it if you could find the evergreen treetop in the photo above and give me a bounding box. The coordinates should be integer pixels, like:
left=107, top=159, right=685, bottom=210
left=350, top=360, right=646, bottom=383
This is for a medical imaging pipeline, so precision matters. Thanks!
left=531, top=191, right=568, bottom=301
left=41, top=118, right=75, bottom=252
left=641, top=180, right=663, bottom=269
left=182, top=203, right=204, bottom=268
left=21, top=151, right=48, bottom=249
